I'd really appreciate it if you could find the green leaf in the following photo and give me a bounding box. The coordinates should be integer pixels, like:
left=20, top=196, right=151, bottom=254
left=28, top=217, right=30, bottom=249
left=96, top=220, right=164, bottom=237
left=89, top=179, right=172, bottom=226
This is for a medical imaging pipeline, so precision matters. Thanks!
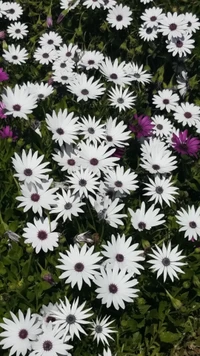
left=159, top=331, right=181, bottom=343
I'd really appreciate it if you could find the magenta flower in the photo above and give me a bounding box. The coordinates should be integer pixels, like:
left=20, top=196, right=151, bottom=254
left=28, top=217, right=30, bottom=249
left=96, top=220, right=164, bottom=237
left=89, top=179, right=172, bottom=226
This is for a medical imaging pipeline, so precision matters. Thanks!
left=112, top=146, right=126, bottom=158
left=0, top=31, right=6, bottom=39
left=0, top=126, right=18, bottom=141
left=172, top=129, right=200, bottom=157
left=129, top=114, right=154, bottom=138
left=0, top=102, right=7, bottom=119
left=46, top=15, right=53, bottom=28
left=0, top=68, right=9, bottom=82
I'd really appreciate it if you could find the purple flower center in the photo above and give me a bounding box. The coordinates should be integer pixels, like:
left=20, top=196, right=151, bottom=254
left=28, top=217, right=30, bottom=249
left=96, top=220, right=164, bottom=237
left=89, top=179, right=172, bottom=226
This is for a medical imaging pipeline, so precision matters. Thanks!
left=146, top=28, right=153, bottom=34
left=184, top=112, right=192, bottom=119
left=176, top=40, right=183, bottom=48
left=66, top=314, right=76, bottom=324
left=115, top=180, right=123, bottom=187
left=42, top=53, right=49, bottom=58
left=81, top=89, right=89, bottom=95
left=162, top=257, right=170, bottom=266
left=117, top=97, right=124, bottom=104
left=116, top=253, right=124, bottom=262
left=90, top=158, right=99, bottom=166
left=88, top=60, right=95, bottom=65
left=152, top=164, right=160, bottom=171
left=13, top=104, right=21, bottom=111
left=43, top=341, right=53, bottom=351
left=60, top=62, right=67, bottom=68
left=106, top=135, right=113, bottom=142
left=74, top=262, right=84, bottom=272
left=109, top=283, right=118, bottom=294
left=157, top=124, right=163, bottom=130
left=15, top=29, right=21, bottom=33
left=138, top=222, right=146, bottom=230
left=116, top=15, right=123, bottom=21
left=68, top=159, right=75, bottom=166
left=56, top=128, right=64, bottom=135
left=37, top=230, right=48, bottom=240
left=169, top=23, right=177, bottom=31
left=88, top=127, right=95, bottom=134
left=150, top=16, right=157, bottom=21
left=19, top=329, right=28, bottom=339
left=66, top=52, right=71, bottom=57
left=61, top=76, right=68, bottom=81
left=46, top=316, right=56, bottom=323
left=163, top=99, right=169, bottom=104
left=110, top=73, right=118, bottom=80
left=189, top=221, right=197, bottom=228
left=31, top=193, right=40, bottom=202
left=79, top=179, right=87, bottom=186
left=24, top=168, right=33, bottom=176
left=12, top=55, right=18, bottom=60
left=47, top=39, right=54, bottom=44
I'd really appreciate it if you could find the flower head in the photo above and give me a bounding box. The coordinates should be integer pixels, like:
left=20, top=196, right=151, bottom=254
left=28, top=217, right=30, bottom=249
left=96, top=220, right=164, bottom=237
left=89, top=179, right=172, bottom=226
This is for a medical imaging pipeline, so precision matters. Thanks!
left=0, top=67, right=9, bottom=82
left=172, top=130, right=200, bottom=157
left=0, top=125, right=17, bottom=140
left=129, top=114, right=154, bottom=138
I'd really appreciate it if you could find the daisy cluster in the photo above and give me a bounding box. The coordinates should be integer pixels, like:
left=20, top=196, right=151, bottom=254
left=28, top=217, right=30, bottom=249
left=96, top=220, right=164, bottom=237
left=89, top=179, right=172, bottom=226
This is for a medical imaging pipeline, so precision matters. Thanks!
left=1, top=0, right=200, bottom=355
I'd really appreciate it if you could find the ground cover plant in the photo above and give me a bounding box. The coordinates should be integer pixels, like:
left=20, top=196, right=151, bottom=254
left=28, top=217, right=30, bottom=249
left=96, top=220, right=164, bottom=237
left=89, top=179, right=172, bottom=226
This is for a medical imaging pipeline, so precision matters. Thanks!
left=1, top=0, right=200, bottom=355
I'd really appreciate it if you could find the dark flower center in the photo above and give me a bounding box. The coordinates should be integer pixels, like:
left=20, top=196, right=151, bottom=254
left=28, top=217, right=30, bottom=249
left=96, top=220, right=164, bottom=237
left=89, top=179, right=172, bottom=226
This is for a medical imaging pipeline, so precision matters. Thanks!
left=15, top=29, right=21, bottom=33
left=43, top=341, right=53, bottom=351
left=163, top=99, right=169, bottom=104
left=146, top=27, right=153, bottom=34
left=157, top=124, right=163, bottom=130
left=106, top=135, right=113, bottom=142
left=189, top=221, right=197, bottom=228
left=188, top=21, right=192, bottom=27
left=138, top=222, right=146, bottom=230
left=116, top=253, right=124, bottom=262
left=88, top=60, right=95, bottom=65
left=155, top=186, right=164, bottom=194
left=13, top=104, right=21, bottom=111
left=79, top=179, right=87, bottom=186
left=90, top=158, right=99, bottom=166
left=38, top=93, right=44, bottom=99
left=150, top=16, right=157, bottom=21
left=37, top=230, right=48, bottom=240
left=162, top=257, right=170, bottom=266
left=109, top=283, right=118, bottom=294
left=31, top=193, right=40, bottom=202
left=81, top=89, right=89, bottom=95
left=95, top=325, right=103, bottom=333
left=176, top=40, right=183, bottom=48
left=66, top=51, right=72, bottom=57
left=66, top=314, right=76, bottom=324
left=117, top=97, right=124, bottom=104
left=169, top=23, right=177, bottom=31
left=12, top=55, right=18, bottom=60
left=184, top=112, right=192, bottom=119
left=179, top=143, right=188, bottom=152
left=65, top=202, right=72, bottom=210
left=110, top=73, right=118, bottom=80
left=68, top=159, right=75, bottom=166
left=47, top=39, right=54, bottom=44
left=116, top=15, right=123, bottom=21
left=7, top=8, right=15, bottom=14
left=56, top=128, right=64, bottom=135
left=61, top=76, right=68, bottom=80
left=152, top=164, right=160, bottom=170
left=19, top=329, right=28, bottom=339
left=74, top=262, right=84, bottom=272
left=24, top=168, right=32, bottom=176
left=88, top=127, right=95, bottom=134
left=46, top=316, right=56, bottom=323
left=60, top=62, right=67, bottom=68
left=115, top=180, right=123, bottom=187
left=42, top=53, right=49, bottom=58
left=133, top=73, right=140, bottom=78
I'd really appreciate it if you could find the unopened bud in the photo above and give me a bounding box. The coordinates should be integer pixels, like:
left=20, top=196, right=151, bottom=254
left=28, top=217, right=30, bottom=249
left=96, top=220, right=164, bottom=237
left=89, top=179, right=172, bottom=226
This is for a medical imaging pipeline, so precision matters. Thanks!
left=46, top=15, right=53, bottom=28
left=0, top=31, right=6, bottom=40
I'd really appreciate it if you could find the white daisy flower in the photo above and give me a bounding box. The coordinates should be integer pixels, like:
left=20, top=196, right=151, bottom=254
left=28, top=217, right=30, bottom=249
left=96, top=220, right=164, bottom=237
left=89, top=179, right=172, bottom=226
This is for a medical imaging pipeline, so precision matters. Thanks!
left=83, top=0, right=104, bottom=10
left=108, top=86, right=136, bottom=112
left=52, top=69, right=76, bottom=85
left=176, top=205, right=200, bottom=241
left=99, top=57, right=132, bottom=86
left=184, top=12, right=200, bottom=34
left=3, top=44, right=28, bottom=64
left=67, top=72, right=105, bottom=101
left=45, top=109, right=79, bottom=146
left=7, top=22, right=28, bottom=39
left=151, top=115, right=173, bottom=137
left=148, top=242, right=186, bottom=282
left=90, top=316, right=116, bottom=345
left=152, top=89, right=179, bottom=112
left=78, top=50, right=104, bottom=70
left=1, top=85, right=38, bottom=120
left=139, top=24, right=158, bottom=41
left=34, top=46, right=58, bottom=64
left=128, top=201, right=165, bottom=231
left=22, top=217, right=60, bottom=253
left=143, top=175, right=179, bottom=206
left=106, top=4, right=132, bottom=30
left=102, top=0, right=116, bottom=9
left=50, top=189, right=85, bottom=222
left=30, top=82, right=54, bottom=100
left=102, top=234, right=144, bottom=275
left=79, top=115, right=106, bottom=144
left=104, top=166, right=138, bottom=195
left=52, top=58, right=75, bottom=72
left=38, top=31, right=62, bottom=48
left=16, top=179, right=58, bottom=216
left=49, top=297, right=92, bottom=341
left=94, top=265, right=139, bottom=310
left=166, top=34, right=195, bottom=57
left=52, top=144, right=81, bottom=173
left=30, top=322, right=73, bottom=356
left=57, top=43, right=80, bottom=60
left=173, top=102, right=200, bottom=127
left=67, top=167, right=99, bottom=198
left=158, top=12, right=188, bottom=40
left=0, top=309, right=41, bottom=356
left=57, top=244, right=102, bottom=290
left=125, top=62, right=152, bottom=84
left=4, top=2, right=23, bottom=21
left=60, top=0, right=80, bottom=10
left=104, top=117, right=131, bottom=147
left=92, top=196, right=127, bottom=228
left=140, top=7, right=163, bottom=27
left=78, top=141, right=119, bottom=174
left=12, top=149, right=51, bottom=185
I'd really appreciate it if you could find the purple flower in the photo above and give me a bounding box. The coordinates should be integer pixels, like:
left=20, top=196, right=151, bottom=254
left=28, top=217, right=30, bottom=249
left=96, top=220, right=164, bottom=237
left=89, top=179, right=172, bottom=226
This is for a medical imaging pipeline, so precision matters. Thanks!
left=129, top=114, right=154, bottom=138
left=0, top=126, right=18, bottom=141
left=0, top=31, right=6, bottom=40
left=0, top=68, right=9, bottom=82
left=46, top=15, right=53, bottom=28
left=172, top=129, right=200, bottom=157
left=0, top=102, right=7, bottom=119
left=112, top=146, right=126, bottom=158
